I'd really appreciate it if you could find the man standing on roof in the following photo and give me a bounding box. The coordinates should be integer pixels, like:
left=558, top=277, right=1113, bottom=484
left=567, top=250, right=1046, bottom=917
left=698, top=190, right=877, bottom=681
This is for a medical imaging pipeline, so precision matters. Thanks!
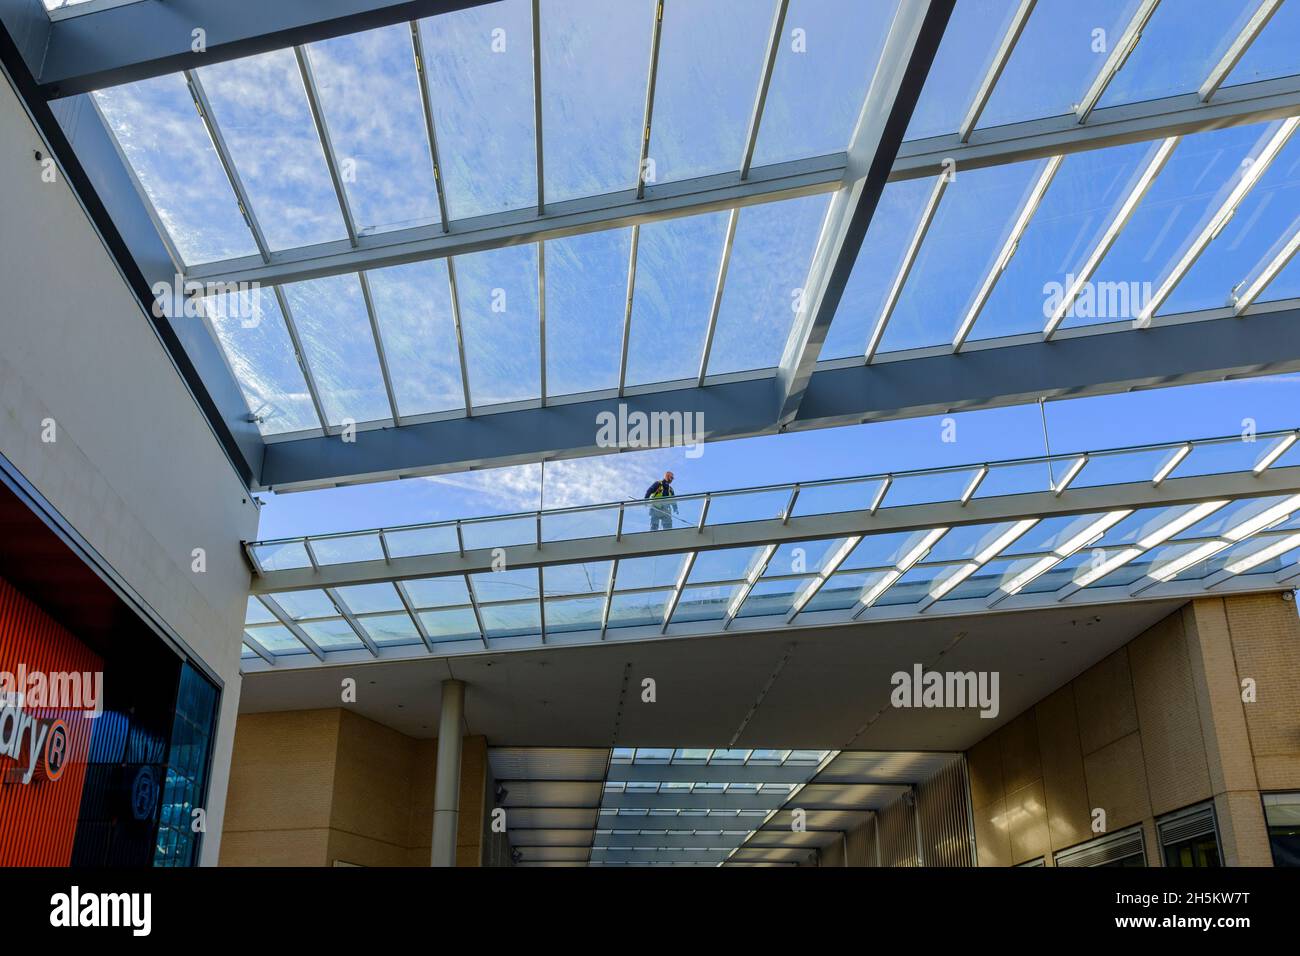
left=645, top=471, right=679, bottom=531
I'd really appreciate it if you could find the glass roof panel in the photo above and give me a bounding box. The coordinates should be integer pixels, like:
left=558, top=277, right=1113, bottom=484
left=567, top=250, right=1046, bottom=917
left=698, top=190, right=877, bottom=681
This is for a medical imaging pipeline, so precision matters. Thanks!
left=970, top=139, right=1157, bottom=342
left=737, top=577, right=811, bottom=618
left=245, top=597, right=276, bottom=625
left=204, top=287, right=319, bottom=435
left=1174, top=494, right=1297, bottom=539
left=879, top=159, right=1049, bottom=353
left=820, top=177, right=935, bottom=359
left=366, top=260, right=465, bottom=416
left=804, top=570, right=887, bottom=613
left=195, top=50, right=348, bottom=249
left=334, top=583, right=404, bottom=614
left=268, top=589, right=336, bottom=620
left=1225, top=0, right=1300, bottom=88
left=1160, top=132, right=1300, bottom=315
left=688, top=547, right=765, bottom=583
left=706, top=489, right=791, bottom=525
left=842, top=529, right=940, bottom=570
left=281, top=274, right=391, bottom=426
left=976, top=0, right=1143, bottom=131
left=924, top=522, right=1018, bottom=563
left=903, top=0, right=1020, bottom=141
left=1001, top=512, right=1111, bottom=556
left=92, top=74, right=256, bottom=265
left=766, top=539, right=844, bottom=578
left=607, top=590, right=671, bottom=628
left=359, top=612, right=424, bottom=647
left=1097, top=0, right=1258, bottom=110
left=481, top=602, right=541, bottom=638
left=541, top=505, right=621, bottom=542
left=384, top=525, right=460, bottom=559
left=648, top=0, right=770, bottom=183
left=873, top=564, right=940, bottom=607
left=418, top=0, right=537, bottom=219
left=672, top=585, right=736, bottom=623
left=1263, top=251, right=1300, bottom=302
left=455, top=243, right=541, bottom=407
left=1069, top=123, right=1272, bottom=331
left=470, top=568, right=540, bottom=602
left=251, top=541, right=312, bottom=571
left=243, top=624, right=309, bottom=654
left=1094, top=504, right=1205, bottom=547
left=707, top=194, right=831, bottom=376
left=932, top=564, right=1007, bottom=602
left=884, top=469, right=974, bottom=508
left=626, top=211, right=729, bottom=387
left=305, top=24, right=441, bottom=235
left=751, top=0, right=899, bottom=167
left=543, top=561, right=614, bottom=596
left=543, top=596, right=605, bottom=633
left=405, top=576, right=473, bottom=608
left=790, top=478, right=886, bottom=517
left=539, top=0, right=654, bottom=203
left=299, top=618, right=365, bottom=650
left=418, top=607, right=481, bottom=640
left=615, top=554, right=688, bottom=591
left=545, top=229, right=632, bottom=397
left=462, top=515, right=534, bottom=551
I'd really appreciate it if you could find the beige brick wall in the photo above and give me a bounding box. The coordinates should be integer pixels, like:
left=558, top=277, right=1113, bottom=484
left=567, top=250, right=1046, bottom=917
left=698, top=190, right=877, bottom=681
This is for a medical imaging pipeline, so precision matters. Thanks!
left=220, top=708, right=487, bottom=867
left=967, top=593, right=1300, bottom=867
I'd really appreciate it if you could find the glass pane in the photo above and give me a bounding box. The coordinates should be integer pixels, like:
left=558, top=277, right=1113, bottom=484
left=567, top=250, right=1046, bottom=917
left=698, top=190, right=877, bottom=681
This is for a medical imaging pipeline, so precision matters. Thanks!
left=649, top=0, right=770, bottom=182
left=539, top=0, right=654, bottom=203
left=384, top=525, right=460, bottom=559
left=821, top=178, right=936, bottom=359
left=607, top=590, right=671, bottom=628
left=843, top=530, right=939, bottom=570
left=751, top=0, right=899, bottom=167
left=300, top=618, right=365, bottom=650
left=977, top=0, right=1143, bottom=131
left=707, top=194, right=831, bottom=376
left=268, top=590, right=336, bottom=620
left=933, top=564, right=1005, bottom=602
left=1225, top=0, right=1300, bottom=88
left=765, top=539, right=844, bottom=578
left=456, top=244, right=541, bottom=407
left=334, top=583, right=403, bottom=614
left=976, top=461, right=1056, bottom=499
left=875, top=565, right=940, bottom=606
left=419, top=0, right=536, bottom=219
left=306, top=24, right=441, bottom=234
left=281, top=274, right=392, bottom=426
left=251, top=541, right=312, bottom=571
left=405, top=576, right=473, bottom=608
left=461, top=515, right=535, bottom=550
left=706, top=489, right=791, bottom=525
left=667, top=584, right=733, bottom=623
left=971, top=139, right=1158, bottom=342
left=545, top=229, right=632, bottom=396
left=1071, top=448, right=1174, bottom=488
left=470, top=567, right=539, bottom=602
left=243, top=624, right=308, bottom=654
left=359, top=612, right=423, bottom=647
left=880, top=159, right=1050, bottom=353
left=884, top=470, right=973, bottom=508
left=790, top=478, right=885, bottom=517
left=92, top=74, right=256, bottom=265
left=196, top=50, right=348, bottom=249
left=688, top=547, right=765, bottom=583
left=1003, top=513, right=1111, bottom=556
left=481, top=602, right=541, bottom=638
left=926, top=522, right=1019, bottom=563
left=1160, top=131, right=1300, bottom=316
left=737, top=577, right=811, bottom=618
left=1069, top=123, right=1271, bottom=331
left=624, top=495, right=707, bottom=535
left=204, top=286, right=319, bottom=435
left=1167, top=440, right=1272, bottom=479
left=626, top=211, right=729, bottom=386
left=245, top=597, right=276, bottom=625
left=308, top=533, right=384, bottom=565
left=1174, top=495, right=1297, bottom=540
left=615, top=554, right=688, bottom=591
left=541, top=504, right=622, bottom=542
left=367, top=260, right=466, bottom=416
left=544, top=596, right=605, bottom=633
left=1096, top=1, right=1259, bottom=110
left=1095, top=505, right=1203, bottom=547
left=543, top=562, right=613, bottom=596
left=419, top=607, right=481, bottom=640
left=904, top=0, right=1021, bottom=141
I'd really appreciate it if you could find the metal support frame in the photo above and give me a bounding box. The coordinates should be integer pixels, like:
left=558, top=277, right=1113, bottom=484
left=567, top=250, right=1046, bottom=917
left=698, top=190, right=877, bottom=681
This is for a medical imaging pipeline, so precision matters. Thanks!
left=636, top=0, right=665, bottom=201
left=957, top=0, right=1036, bottom=141
left=738, top=0, right=789, bottom=179
left=1074, top=0, right=1161, bottom=124
left=1199, top=0, right=1283, bottom=102
left=696, top=208, right=738, bottom=385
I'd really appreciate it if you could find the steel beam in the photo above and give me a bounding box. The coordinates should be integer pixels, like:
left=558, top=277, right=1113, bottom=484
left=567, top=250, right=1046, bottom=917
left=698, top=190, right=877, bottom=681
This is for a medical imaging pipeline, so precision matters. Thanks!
left=774, top=0, right=954, bottom=423
left=249, top=462, right=1300, bottom=593
left=37, top=0, right=501, bottom=98
left=255, top=304, right=1300, bottom=490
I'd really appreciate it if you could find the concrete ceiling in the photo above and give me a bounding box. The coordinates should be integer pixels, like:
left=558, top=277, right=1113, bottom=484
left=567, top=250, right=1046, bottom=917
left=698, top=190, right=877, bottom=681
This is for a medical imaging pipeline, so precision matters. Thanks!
left=237, top=598, right=1185, bottom=751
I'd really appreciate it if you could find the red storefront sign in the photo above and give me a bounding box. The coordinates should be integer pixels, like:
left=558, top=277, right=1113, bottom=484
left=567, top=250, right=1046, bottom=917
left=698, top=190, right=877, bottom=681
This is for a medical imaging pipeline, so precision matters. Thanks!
left=0, top=574, right=102, bottom=865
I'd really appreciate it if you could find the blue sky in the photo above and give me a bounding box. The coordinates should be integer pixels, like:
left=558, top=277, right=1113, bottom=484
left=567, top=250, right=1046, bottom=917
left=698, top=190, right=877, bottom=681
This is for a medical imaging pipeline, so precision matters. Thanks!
left=81, top=0, right=1300, bottom=540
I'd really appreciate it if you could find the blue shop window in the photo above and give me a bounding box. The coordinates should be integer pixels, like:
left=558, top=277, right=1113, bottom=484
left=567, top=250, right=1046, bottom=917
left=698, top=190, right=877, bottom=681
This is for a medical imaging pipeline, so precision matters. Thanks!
left=153, top=663, right=219, bottom=867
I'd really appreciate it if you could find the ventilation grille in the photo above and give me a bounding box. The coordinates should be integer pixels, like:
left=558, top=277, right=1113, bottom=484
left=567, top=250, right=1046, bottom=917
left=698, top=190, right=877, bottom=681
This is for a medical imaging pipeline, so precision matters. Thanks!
left=1158, top=802, right=1217, bottom=846
left=1055, top=826, right=1145, bottom=867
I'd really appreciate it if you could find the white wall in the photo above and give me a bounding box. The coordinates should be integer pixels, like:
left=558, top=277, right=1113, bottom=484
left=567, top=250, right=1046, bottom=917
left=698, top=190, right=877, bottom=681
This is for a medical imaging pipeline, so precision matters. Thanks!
left=0, top=70, right=259, bottom=864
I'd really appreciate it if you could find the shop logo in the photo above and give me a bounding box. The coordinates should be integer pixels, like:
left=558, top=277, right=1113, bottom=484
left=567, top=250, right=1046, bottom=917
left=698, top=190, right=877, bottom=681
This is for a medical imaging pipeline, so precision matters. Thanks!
left=0, top=696, right=69, bottom=784
left=131, top=766, right=158, bottom=821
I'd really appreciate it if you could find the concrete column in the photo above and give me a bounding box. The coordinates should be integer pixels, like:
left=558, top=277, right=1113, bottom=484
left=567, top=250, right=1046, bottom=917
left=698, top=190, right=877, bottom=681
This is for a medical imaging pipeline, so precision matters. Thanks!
left=431, top=679, right=465, bottom=867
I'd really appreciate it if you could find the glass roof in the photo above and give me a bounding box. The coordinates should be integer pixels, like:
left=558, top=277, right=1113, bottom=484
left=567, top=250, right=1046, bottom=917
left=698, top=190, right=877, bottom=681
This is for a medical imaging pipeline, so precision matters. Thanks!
left=87, top=1, right=1300, bottom=441
left=240, top=432, right=1300, bottom=664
